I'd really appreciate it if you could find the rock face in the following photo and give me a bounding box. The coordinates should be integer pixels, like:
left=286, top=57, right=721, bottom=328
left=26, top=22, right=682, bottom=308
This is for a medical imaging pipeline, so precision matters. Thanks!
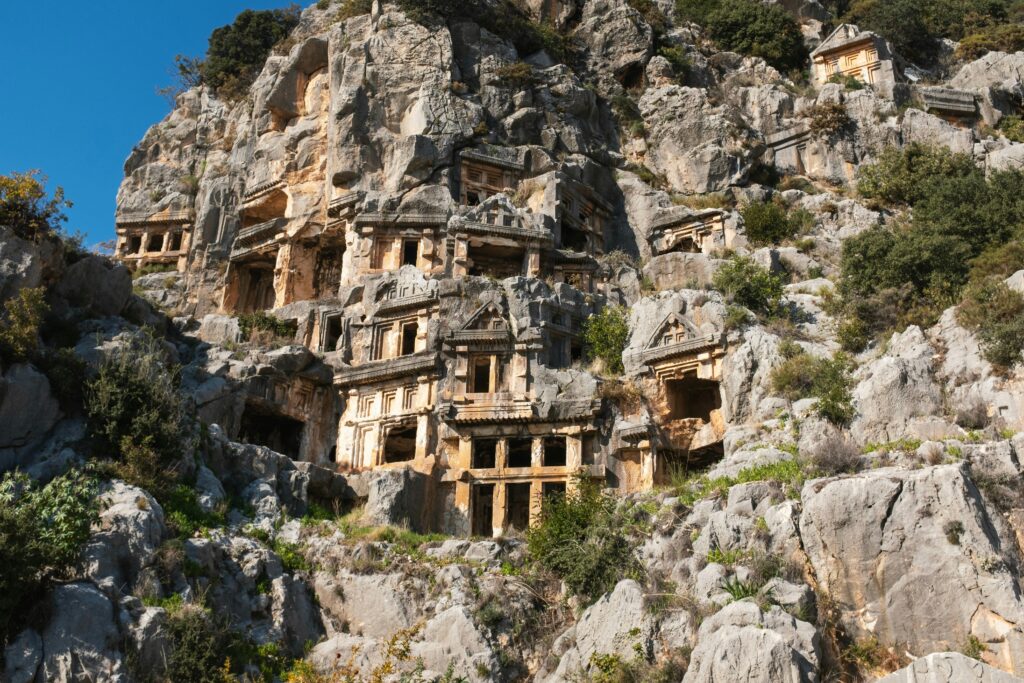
left=12, top=0, right=1024, bottom=681
left=684, top=601, right=819, bottom=683
left=800, top=464, right=1024, bottom=673
left=877, top=652, right=1023, bottom=682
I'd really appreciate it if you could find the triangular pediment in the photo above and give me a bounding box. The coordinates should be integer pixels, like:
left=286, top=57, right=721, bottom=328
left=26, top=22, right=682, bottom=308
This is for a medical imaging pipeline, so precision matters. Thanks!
left=461, top=301, right=508, bottom=332
left=645, top=312, right=699, bottom=350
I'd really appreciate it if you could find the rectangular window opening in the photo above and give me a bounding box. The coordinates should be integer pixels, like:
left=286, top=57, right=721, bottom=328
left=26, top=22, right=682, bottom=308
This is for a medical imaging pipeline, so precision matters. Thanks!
left=400, top=322, right=417, bottom=356
left=472, top=438, right=498, bottom=469
left=402, top=239, right=418, bottom=267
left=543, top=436, right=567, bottom=467
left=507, top=437, right=533, bottom=468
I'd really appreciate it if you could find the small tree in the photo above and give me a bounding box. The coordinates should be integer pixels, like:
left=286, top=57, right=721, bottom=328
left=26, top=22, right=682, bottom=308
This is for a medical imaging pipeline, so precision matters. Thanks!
left=0, top=470, right=98, bottom=644
left=0, top=171, right=71, bottom=243
left=0, top=286, right=48, bottom=363
left=582, top=306, right=631, bottom=375
left=527, top=477, right=644, bottom=603
left=85, top=333, right=190, bottom=492
left=713, top=255, right=784, bottom=316
left=741, top=202, right=797, bottom=246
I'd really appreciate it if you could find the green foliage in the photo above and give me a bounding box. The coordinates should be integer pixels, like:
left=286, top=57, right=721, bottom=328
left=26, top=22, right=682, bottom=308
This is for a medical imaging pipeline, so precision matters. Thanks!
left=494, top=61, right=535, bottom=86
left=958, top=23, right=1024, bottom=60
left=583, top=306, right=631, bottom=375
left=839, top=144, right=1024, bottom=345
left=85, top=333, right=190, bottom=494
left=164, top=603, right=246, bottom=683
left=0, top=470, right=98, bottom=644
left=163, top=485, right=225, bottom=539
left=0, top=286, right=47, bottom=363
left=36, top=347, right=87, bottom=409
left=848, top=0, right=1013, bottom=63
left=964, top=634, right=988, bottom=660
left=720, top=575, right=759, bottom=602
left=676, top=458, right=805, bottom=505
left=712, top=255, right=784, bottom=317
left=807, top=101, right=852, bottom=138
left=771, top=351, right=855, bottom=425
left=828, top=73, right=865, bottom=90
left=741, top=201, right=800, bottom=246
left=857, top=143, right=978, bottom=207
left=273, top=540, right=310, bottom=572
left=527, top=478, right=644, bottom=603
left=657, top=44, right=691, bottom=82
left=675, top=0, right=807, bottom=71
left=237, top=311, right=297, bottom=341
left=0, top=171, right=71, bottom=243
left=187, top=7, right=301, bottom=99
left=334, top=0, right=373, bottom=21
left=626, top=0, right=671, bottom=35
left=943, top=520, right=964, bottom=545
left=958, top=277, right=1024, bottom=369
left=998, top=115, right=1024, bottom=144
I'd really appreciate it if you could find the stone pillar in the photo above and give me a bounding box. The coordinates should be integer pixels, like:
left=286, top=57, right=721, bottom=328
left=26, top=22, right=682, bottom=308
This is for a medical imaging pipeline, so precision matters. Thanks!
left=531, top=437, right=542, bottom=468
left=415, top=413, right=430, bottom=460
left=528, top=480, right=544, bottom=527
left=492, top=483, right=507, bottom=537
left=567, top=435, right=582, bottom=470
left=526, top=247, right=541, bottom=277
left=452, top=236, right=468, bottom=278
left=496, top=438, right=508, bottom=470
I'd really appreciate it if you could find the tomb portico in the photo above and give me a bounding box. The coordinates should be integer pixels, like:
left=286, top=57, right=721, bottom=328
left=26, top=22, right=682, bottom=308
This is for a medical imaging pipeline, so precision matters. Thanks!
left=347, top=212, right=448, bottom=280
left=114, top=208, right=193, bottom=272
left=650, top=208, right=728, bottom=256
left=449, top=198, right=552, bottom=279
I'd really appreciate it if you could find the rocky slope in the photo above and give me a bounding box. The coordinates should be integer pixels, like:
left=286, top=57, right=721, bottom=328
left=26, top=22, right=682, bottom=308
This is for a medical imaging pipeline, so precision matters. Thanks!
left=7, top=0, right=1024, bottom=681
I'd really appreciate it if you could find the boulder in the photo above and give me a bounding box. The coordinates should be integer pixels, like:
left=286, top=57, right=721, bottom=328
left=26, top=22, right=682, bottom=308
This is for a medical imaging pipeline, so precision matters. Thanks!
left=313, top=571, right=422, bottom=638
left=0, top=363, right=61, bottom=471
left=411, top=606, right=499, bottom=682
left=3, top=628, right=41, bottom=683
left=683, top=601, right=819, bottom=682
left=877, top=652, right=1021, bottom=682
left=36, top=582, right=124, bottom=682
left=197, top=314, right=242, bottom=345
left=800, top=464, right=1024, bottom=673
left=55, top=255, right=131, bottom=316
left=546, top=579, right=657, bottom=680
left=82, top=480, right=166, bottom=594
left=362, top=467, right=430, bottom=532
left=851, top=326, right=943, bottom=445
left=0, top=231, right=42, bottom=302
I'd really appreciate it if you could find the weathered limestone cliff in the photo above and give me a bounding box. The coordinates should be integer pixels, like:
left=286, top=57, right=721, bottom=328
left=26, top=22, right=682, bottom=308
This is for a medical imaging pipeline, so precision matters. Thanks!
left=8, top=0, right=1024, bottom=681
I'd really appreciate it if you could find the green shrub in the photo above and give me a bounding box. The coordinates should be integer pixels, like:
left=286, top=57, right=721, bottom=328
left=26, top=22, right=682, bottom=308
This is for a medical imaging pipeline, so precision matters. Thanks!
left=771, top=351, right=855, bottom=425
left=36, top=347, right=87, bottom=409
left=494, top=61, right=535, bottom=85
left=958, top=277, right=1024, bottom=369
left=676, top=0, right=807, bottom=71
left=0, top=171, right=71, bottom=243
left=334, top=0, right=373, bottom=21
left=857, top=143, right=977, bottom=207
left=165, top=603, right=248, bottom=683
left=713, top=255, right=784, bottom=317
left=0, top=470, right=98, bottom=644
left=185, top=7, right=301, bottom=99
left=583, top=306, right=631, bottom=375
left=626, top=0, right=671, bottom=35
left=527, top=477, right=644, bottom=603
left=828, top=73, right=865, bottom=90
left=957, top=23, right=1024, bottom=60
left=273, top=540, right=310, bottom=572
left=998, top=115, right=1024, bottom=144
left=657, top=44, right=691, bottom=81
left=741, top=202, right=798, bottom=246
left=85, top=333, right=190, bottom=494
left=846, top=0, right=937, bottom=63
left=0, top=286, right=47, bottom=363
left=839, top=144, right=1024, bottom=343
left=806, top=102, right=852, bottom=138
left=162, top=485, right=225, bottom=539
left=237, top=311, right=296, bottom=341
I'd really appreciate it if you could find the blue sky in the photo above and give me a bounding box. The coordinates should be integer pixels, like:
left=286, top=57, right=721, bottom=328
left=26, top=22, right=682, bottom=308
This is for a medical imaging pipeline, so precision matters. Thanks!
left=0, top=1, right=293, bottom=248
